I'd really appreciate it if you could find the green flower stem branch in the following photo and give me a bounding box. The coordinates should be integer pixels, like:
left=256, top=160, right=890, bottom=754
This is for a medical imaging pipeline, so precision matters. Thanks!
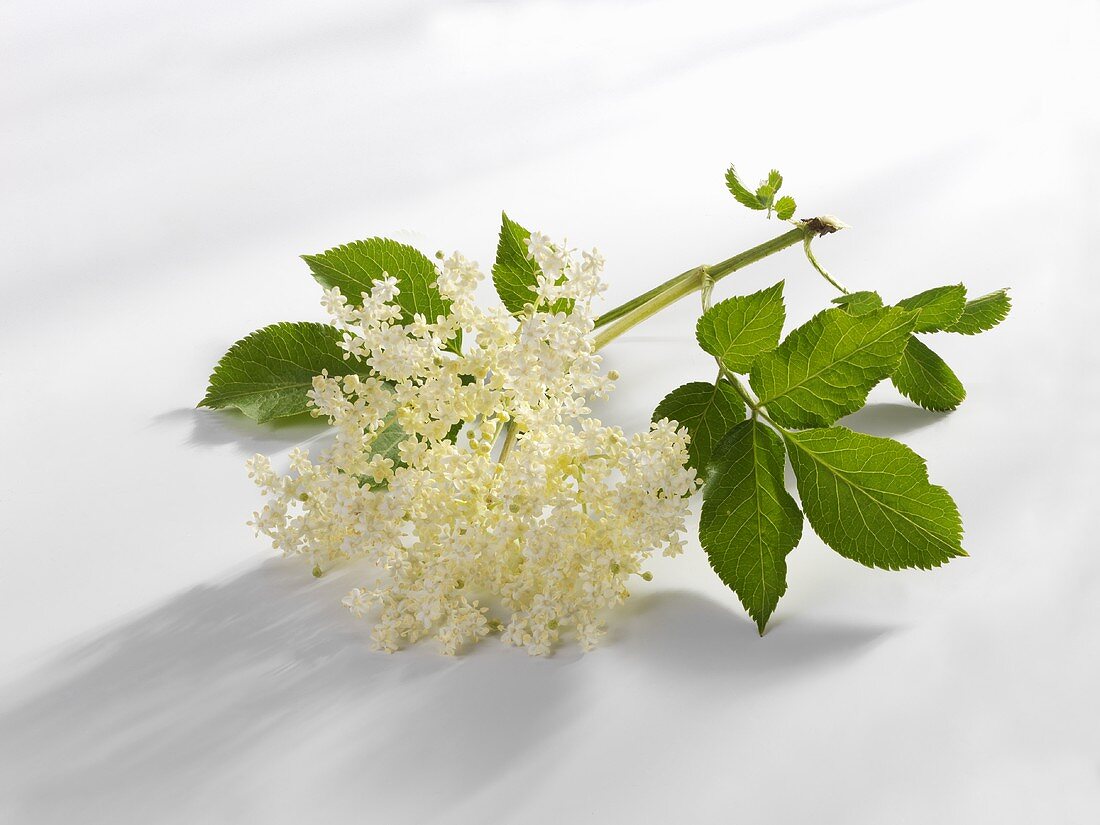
left=592, top=219, right=844, bottom=351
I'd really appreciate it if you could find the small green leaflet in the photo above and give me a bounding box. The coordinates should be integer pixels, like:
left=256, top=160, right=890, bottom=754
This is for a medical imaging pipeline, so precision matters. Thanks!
left=358, top=413, right=409, bottom=490
left=492, top=213, right=572, bottom=317
left=699, top=421, right=803, bottom=634
left=895, top=284, right=966, bottom=333
left=774, top=195, right=797, bottom=221
left=750, top=306, right=915, bottom=428
left=652, top=380, right=746, bottom=475
left=945, top=289, right=1012, bottom=334
left=783, top=427, right=965, bottom=570
left=831, top=290, right=884, bottom=315
left=302, top=238, right=460, bottom=353
left=725, top=165, right=766, bottom=210
left=725, top=165, right=793, bottom=215
left=696, top=281, right=786, bottom=373
left=199, top=322, right=369, bottom=423
left=891, top=335, right=966, bottom=411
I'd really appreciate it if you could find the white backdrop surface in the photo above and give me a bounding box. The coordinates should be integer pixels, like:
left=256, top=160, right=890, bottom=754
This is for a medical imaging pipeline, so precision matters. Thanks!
left=2, top=1, right=1098, bottom=822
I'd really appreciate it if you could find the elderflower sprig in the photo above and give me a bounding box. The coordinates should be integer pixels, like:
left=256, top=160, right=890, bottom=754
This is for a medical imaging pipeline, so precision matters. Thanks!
left=201, top=163, right=1011, bottom=651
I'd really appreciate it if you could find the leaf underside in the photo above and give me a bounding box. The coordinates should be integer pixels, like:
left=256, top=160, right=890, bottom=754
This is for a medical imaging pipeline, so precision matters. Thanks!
left=700, top=420, right=803, bottom=634
left=199, top=322, right=369, bottom=423
left=725, top=165, right=767, bottom=210
left=652, top=380, right=746, bottom=475
left=946, top=289, right=1012, bottom=334
left=750, top=306, right=915, bottom=428
left=784, top=426, right=965, bottom=570
left=891, top=335, right=966, bottom=411
left=696, top=281, right=786, bottom=374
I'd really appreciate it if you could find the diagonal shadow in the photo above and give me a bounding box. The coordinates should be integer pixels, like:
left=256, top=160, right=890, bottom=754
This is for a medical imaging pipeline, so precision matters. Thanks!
left=0, top=559, right=893, bottom=824
left=839, top=402, right=948, bottom=438
left=152, top=407, right=332, bottom=455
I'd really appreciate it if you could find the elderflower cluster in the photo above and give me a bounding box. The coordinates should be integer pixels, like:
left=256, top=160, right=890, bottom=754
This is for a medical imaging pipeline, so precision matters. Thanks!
left=247, top=234, right=698, bottom=655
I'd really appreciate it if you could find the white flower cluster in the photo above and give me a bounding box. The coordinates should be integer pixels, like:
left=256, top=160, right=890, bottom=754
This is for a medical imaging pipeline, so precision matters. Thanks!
left=247, top=235, right=698, bottom=655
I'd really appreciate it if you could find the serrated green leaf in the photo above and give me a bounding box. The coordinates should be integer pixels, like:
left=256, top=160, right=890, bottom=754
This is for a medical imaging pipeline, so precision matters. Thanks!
left=725, top=165, right=766, bottom=210
left=696, top=281, right=786, bottom=373
left=491, top=213, right=572, bottom=317
left=755, top=183, right=776, bottom=210
left=700, top=420, right=803, bottom=634
left=895, top=284, right=966, bottom=332
left=774, top=195, right=796, bottom=220
left=750, top=307, right=916, bottom=428
left=945, top=289, right=1012, bottom=334
left=766, top=169, right=783, bottom=192
left=302, top=238, right=460, bottom=353
left=832, top=290, right=884, bottom=315
left=652, top=380, right=746, bottom=474
left=199, top=322, right=369, bottom=423
left=783, top=427, right=965, bottom=569
left=891, top=336, right=966, bottom=411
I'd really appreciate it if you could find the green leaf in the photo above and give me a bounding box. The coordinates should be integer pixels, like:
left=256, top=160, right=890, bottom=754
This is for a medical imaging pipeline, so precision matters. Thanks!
left=652, top=380, right=746, bottom=475
left=696, top=281, right=786, bottom=373
left=491, top=213, right=572, bottom=317
left=750, top=307, right=916, bottom=428
left=832, top=290, right=884, bottom=315
left=199, top=322, right=369, bottom=423
left=700, top=420, right=803, bottom=634
left=774, top=195, right=796, bottom=221
left=725, top=165, right=766, bottom=210
left=891, top=336, right=966, bottom=411
left=895, top=284, right=966, bottom=333
left=766, top=169, right=783, bottom=192
left=302, top=238, right=460, bottom=353
left=945, top=289, right=1012, bottom=334
left=358, top=413, right=409, bottom=490
left=783, top=427, right=965, bottom=570
left=754, top=183, right=776, bottom=210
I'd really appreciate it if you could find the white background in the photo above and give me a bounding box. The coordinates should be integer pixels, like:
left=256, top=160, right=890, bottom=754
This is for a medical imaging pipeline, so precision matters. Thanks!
left=2, top=1, right=1098, bottom=822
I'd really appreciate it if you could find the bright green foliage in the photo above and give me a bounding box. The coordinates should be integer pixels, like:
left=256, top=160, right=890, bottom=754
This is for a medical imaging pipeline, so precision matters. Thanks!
left=946, top=289, right=1012, bottom=334
left=303, top=237, right=460, bottom=353
left=492, top=212, right=572, bottom=317
left=891, top=336, right=966, bottom=411
left=750, top=307, right=916, bottom=428
left=696, top=281, right=786, bottom=373
left=699, top=421, right=803, bottom=634
left=652, top=380, right=746, bottom=475
left=725, top=165, right=794, bottom=216
left=832, top=290, right=884, bottom=315
left=895, top=284, right=966, bottom=332
left=725, top=165, right=766, bottom=210
left=784, top=427, right=965, bottom=569
left=199, top=322, right=369, bottom=423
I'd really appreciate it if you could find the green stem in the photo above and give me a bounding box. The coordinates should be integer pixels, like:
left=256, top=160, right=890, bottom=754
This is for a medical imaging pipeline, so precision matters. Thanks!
left=592, top=222, right=838, bottom=351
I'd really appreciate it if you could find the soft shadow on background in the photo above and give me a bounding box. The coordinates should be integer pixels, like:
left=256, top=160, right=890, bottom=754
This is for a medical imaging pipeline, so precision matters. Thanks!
left=0, top=554, right=890, bottom=824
